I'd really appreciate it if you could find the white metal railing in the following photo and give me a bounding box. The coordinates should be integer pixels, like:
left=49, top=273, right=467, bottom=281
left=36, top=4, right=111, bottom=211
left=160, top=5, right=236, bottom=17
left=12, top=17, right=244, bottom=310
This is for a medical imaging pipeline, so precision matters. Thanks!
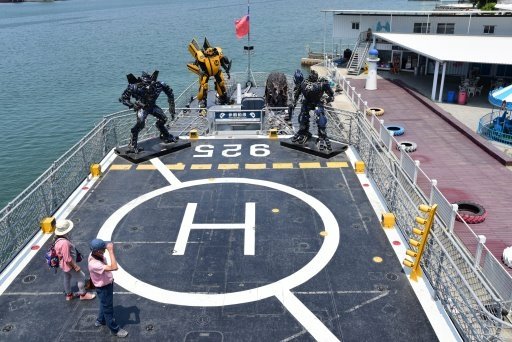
left=323, top=59, right=512, bottom=339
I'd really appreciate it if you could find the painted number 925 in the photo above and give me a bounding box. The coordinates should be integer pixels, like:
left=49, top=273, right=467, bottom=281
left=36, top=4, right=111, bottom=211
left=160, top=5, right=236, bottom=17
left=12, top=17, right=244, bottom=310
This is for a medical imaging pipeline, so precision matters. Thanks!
left=193, top=144, right=270, bottom=158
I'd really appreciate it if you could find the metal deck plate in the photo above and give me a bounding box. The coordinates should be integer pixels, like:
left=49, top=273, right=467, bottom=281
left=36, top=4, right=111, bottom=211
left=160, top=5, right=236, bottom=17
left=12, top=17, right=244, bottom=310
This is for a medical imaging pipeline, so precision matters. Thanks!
left=0, top=138, right=438, bottom=341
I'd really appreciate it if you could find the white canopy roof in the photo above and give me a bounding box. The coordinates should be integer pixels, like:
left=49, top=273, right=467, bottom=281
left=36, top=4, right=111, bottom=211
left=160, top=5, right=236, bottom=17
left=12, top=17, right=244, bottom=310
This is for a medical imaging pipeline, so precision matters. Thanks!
left=496, top=4, right=512, bottom=11
left=374, top=33, right=512, bottom=65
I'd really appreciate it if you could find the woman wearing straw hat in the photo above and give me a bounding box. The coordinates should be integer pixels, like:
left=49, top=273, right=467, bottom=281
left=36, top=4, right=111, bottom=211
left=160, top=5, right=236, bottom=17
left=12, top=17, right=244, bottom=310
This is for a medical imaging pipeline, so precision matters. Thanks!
left=53, top=219, right=96, bottom=301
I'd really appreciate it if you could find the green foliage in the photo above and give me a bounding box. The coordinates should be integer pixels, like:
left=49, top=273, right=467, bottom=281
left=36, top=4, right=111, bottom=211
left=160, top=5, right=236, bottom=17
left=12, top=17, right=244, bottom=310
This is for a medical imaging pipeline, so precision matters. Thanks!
left=481, top=2, right=496, bottom=10
left=477, top=0, right=496, bottom=10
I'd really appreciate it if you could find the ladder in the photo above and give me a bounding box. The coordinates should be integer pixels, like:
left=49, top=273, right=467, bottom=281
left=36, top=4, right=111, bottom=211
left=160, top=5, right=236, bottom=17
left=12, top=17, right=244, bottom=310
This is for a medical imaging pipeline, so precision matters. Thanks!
left=346, top=32, right=371, bottom=76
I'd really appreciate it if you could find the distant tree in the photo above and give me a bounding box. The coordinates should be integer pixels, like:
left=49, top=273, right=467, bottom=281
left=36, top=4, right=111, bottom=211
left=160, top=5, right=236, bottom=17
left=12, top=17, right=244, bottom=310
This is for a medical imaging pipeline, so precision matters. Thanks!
left=476, top=0, right=496, bottom=9
left=481, top=2, right=496, bottom=10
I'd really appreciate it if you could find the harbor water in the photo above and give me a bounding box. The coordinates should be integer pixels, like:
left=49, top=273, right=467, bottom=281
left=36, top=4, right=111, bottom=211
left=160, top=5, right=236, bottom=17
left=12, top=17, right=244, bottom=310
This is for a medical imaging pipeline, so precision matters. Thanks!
left=0, top=0, right=433, bottom=208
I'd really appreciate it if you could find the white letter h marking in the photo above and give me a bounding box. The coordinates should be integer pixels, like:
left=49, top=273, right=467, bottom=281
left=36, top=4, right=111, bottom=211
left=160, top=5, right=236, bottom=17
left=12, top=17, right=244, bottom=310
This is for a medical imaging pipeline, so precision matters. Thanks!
left=174, top=203, right=256, bottom=255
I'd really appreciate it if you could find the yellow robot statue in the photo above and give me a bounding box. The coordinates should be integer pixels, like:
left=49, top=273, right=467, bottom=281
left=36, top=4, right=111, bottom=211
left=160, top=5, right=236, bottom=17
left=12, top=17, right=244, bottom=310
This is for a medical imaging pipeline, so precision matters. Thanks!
left=187, top=37, right=232, bottom=108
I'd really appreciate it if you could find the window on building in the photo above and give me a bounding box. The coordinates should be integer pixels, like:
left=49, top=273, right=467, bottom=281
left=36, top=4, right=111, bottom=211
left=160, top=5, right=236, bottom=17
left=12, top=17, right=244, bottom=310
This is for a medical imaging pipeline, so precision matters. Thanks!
left=497, top=65, right=512, bottom=78
left=436, top=23, right=455, bottom=34
left=352, top=22, right=360, bottom=30
left=483, top=25, right=495, bottom=34
left=413, top=22, right=430, bottom=33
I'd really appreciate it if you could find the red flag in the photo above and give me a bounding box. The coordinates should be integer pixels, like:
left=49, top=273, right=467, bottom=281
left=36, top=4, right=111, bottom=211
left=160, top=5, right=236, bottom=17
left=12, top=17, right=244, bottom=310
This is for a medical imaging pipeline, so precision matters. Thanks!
left=235, top=15, right=249, bottom=39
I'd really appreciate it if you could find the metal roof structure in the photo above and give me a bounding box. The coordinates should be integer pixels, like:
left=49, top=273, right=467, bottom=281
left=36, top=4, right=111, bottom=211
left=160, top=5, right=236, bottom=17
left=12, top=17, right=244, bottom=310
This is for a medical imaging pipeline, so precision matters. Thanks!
left=372, top=32, right=512, bottom=101
left=374, top=33, right=512, bottom=65
left=321, top=9, right=502, bottom=15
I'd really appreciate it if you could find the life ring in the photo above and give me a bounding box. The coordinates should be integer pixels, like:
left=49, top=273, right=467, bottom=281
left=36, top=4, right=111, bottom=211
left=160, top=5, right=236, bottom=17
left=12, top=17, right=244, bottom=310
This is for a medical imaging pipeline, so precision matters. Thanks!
left=396, top=141, right=417, bottom=153
left=385, top=125, right=405, bottom=136
left=454, top=201, right=487, bottom=224
left=366, top=107, right=385, bottom=116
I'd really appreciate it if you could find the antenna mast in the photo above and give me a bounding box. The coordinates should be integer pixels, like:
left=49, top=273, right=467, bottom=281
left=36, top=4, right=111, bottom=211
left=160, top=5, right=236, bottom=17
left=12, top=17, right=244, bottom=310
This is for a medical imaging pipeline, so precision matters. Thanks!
left=243, top=0, right=253, bottom=84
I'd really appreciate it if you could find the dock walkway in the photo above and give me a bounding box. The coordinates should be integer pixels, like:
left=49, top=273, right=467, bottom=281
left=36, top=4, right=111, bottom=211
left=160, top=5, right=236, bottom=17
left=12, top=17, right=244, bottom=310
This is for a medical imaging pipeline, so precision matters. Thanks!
left=326, top=67, right=512, bottom=269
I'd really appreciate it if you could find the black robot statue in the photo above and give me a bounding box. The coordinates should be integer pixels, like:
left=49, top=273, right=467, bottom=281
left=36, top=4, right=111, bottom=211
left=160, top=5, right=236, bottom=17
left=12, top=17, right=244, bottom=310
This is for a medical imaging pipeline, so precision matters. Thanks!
left=291, top=69, right=335, bottom=150
left=119, top=71, right=178, bottom=153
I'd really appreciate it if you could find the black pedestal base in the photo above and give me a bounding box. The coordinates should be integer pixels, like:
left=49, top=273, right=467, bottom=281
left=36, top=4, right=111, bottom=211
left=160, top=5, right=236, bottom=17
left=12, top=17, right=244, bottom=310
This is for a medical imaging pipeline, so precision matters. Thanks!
left=280, top=138, right=348, bottom=158
left=115, top=137, right=191, bottom=163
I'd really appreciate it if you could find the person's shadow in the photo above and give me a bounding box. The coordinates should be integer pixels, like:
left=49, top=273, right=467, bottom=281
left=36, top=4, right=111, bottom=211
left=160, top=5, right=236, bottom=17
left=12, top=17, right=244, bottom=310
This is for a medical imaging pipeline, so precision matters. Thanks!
left=114, top=305, right=141, bottom=326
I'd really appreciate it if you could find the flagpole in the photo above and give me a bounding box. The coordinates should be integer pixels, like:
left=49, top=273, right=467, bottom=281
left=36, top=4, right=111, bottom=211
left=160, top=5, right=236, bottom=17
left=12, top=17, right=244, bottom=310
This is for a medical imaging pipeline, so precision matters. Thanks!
left=246, top=0, right=251, bottom=84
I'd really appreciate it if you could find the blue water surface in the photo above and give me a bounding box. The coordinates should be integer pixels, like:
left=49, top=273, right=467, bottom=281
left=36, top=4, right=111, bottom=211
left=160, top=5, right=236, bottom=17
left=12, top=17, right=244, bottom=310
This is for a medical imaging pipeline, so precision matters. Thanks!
left=0, top=0, right=433, bottom=208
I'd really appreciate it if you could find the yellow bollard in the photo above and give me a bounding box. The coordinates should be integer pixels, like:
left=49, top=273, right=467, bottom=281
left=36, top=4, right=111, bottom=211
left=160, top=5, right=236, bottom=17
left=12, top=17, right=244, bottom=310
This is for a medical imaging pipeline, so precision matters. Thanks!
left=40, top=217, right=56, bottom=234
left=381, top=212, right=395, bottom=228
left=355, top=161, right=365, bottom=174
left=90, top=164, right=101, bottom=177
left=269, top=128, right=278, bottom=139
left=189, top=129, right=199, bottom=139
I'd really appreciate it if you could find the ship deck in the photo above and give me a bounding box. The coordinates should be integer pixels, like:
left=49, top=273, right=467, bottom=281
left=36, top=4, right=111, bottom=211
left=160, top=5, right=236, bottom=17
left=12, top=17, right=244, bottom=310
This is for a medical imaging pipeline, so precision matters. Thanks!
left=0, top=137, right=444, bottom=341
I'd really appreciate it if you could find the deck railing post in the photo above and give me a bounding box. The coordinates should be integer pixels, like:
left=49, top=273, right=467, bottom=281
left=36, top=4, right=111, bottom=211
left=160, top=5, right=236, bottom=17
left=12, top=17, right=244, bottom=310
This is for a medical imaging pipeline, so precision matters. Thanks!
left=50, top=162, right=57, bottom=214
left=413, top=160, right=420, bottom=184
left=475, top=235, right=486, bottom=268
left=449, top=203, right=458, bottom=233
left=5, top=202, right=12, bottom=230
left=433, top=249, right=445, bottom=300
left=429, top=179, right=437, bottom=206
left=349, top=114, right=356, bottom=145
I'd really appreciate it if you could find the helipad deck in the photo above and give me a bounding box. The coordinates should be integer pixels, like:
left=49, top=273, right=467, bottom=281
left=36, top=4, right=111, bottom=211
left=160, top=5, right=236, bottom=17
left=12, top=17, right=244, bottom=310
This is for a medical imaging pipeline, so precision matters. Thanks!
left=0, top=138, right=440, bottom=341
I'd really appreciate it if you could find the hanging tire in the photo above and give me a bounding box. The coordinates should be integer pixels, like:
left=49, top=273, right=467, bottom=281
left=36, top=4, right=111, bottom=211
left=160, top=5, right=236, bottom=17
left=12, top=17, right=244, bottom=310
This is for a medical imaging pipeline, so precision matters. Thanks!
left=385, top=125, right=405, bottom=136
left=366, top=107, right=385, bottom=116
left=396, top=141, right=417, bottom=153
left=454, top=201, right=487, bottom=224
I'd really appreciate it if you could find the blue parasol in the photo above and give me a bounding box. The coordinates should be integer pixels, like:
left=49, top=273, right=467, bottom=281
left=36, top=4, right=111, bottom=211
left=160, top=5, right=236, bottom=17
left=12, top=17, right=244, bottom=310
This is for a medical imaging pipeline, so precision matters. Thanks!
left=488, top=84, right=512, bottom=110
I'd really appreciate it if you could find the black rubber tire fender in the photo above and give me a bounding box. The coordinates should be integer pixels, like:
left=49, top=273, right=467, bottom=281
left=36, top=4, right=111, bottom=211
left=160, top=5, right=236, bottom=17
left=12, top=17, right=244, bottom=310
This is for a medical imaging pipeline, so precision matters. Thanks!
left=385, top=125, right=405, bottom=136
left=366, top=107, right=385, bottom=116
left=454, top=201, right=487, bottom=224
left=396, top=140, right=417, bottom=153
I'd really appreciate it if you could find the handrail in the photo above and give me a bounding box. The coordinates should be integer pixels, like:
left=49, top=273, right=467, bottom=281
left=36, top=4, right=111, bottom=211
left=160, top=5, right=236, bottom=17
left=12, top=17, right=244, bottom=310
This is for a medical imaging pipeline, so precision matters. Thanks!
left=478, top=111, right=512, bottom=146
left=322, top=60, right=512, bottom=339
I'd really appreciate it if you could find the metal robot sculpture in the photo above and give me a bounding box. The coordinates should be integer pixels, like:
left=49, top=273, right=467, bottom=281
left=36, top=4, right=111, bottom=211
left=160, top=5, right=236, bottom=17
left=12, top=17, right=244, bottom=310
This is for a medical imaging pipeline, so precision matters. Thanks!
left=119, top=71, right=178, bottom=153
left=187, top=37, right=232, bottom=108
left=291, top=69, right=335, bottom=150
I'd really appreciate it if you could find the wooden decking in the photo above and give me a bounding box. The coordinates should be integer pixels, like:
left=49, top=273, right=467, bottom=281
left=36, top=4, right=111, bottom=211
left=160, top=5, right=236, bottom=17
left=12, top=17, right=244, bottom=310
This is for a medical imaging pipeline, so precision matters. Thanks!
left=349, top=77, right=512, bottom=268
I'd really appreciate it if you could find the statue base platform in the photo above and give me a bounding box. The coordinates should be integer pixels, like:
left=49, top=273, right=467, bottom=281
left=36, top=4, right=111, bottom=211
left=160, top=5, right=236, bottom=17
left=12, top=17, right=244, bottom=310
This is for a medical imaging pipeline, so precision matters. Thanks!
left=115, top=137, right=191, bottom=164
left=280, top=138, right=348, bottom=158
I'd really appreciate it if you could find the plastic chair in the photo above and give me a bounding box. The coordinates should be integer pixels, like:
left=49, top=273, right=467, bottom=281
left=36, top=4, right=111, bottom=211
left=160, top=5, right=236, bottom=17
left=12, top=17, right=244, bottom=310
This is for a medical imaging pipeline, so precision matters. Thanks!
left=467, top=86, right=476, bottom=97
left=475, top=85, right=484, bottom=96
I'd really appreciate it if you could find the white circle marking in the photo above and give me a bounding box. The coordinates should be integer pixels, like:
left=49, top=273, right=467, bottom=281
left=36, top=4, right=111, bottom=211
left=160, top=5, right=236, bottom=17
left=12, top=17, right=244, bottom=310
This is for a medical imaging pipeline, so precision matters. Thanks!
left=97, top=177, right=340, bottom=306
